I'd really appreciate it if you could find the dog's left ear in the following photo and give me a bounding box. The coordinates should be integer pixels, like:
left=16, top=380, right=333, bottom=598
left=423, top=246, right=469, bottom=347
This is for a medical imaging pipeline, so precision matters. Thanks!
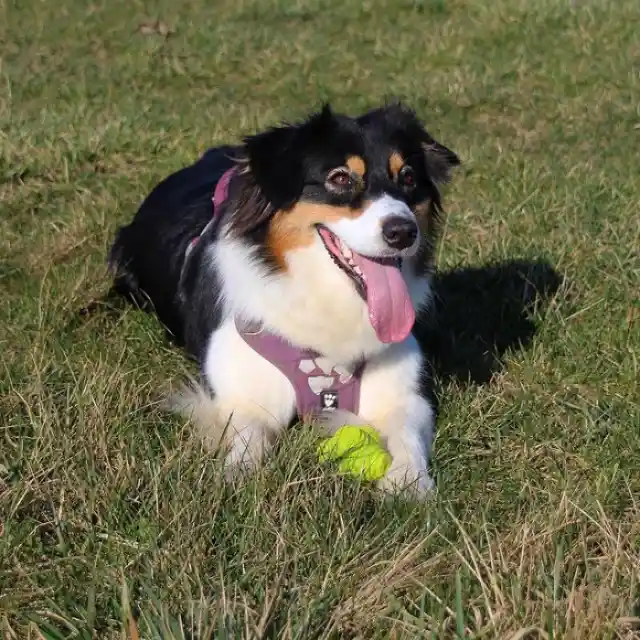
left=370, top=101, right=460, bottom=184
left=421, top=136, right=460, bottom=185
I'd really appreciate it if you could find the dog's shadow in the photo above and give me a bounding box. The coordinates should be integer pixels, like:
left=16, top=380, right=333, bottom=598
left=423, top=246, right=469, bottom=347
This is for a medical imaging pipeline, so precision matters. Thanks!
left=79, top=258, right=562, bottom=393
left=414, top=259, right=562, bottom=390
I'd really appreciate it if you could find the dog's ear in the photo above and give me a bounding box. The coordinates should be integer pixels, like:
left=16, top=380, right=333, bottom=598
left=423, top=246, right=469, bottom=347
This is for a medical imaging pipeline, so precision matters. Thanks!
left=395, top=104, right=459, bottom=185
left=244, top=104, right=337, bottom=210
left=228, top=105, right=338, bottom=235
left=360, top=101, right=460, bottom=185
left=421, top=137, right=460, bottom=185
left=242, top=125, right=303, bottom=212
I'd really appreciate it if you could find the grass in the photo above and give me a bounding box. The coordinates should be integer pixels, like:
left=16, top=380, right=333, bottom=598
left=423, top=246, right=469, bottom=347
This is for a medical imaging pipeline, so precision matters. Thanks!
left=1, top=0, right=639, bottom=637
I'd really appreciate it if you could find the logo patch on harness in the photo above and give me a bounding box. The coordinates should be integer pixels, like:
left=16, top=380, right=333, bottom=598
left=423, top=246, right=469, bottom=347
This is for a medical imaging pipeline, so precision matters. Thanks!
left=321, top=391, right=339, bottom=410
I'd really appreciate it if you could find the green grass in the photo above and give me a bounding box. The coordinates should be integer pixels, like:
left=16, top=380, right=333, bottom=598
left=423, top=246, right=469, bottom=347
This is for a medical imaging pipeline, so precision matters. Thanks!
left=1, top=0, right=639, bottom=637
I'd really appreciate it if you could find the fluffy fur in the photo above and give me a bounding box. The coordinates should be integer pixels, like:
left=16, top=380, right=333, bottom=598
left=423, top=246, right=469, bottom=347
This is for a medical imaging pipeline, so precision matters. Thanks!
left=109, top=102, right=459, bottom=496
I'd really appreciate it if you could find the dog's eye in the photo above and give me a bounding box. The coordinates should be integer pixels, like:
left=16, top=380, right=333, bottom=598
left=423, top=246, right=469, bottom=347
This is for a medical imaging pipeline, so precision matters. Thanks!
left=326, top=168, right=355, bottom=192
left=398, top=166, right=416, bottom=189
left=398, top=164, right=416, bottom=189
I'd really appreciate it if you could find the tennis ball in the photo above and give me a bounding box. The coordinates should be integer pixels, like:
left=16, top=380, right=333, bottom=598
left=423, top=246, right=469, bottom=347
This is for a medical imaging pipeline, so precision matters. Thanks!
left=317, top=425, right=392, bottom=481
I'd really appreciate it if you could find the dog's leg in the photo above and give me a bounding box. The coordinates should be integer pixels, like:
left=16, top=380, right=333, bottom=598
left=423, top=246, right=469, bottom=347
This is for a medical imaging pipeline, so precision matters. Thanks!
left=358, top=335, right=435, bottom=497
left=377, top=393, right=435, bottom=496
left=171, top=318, right=297, bottom=474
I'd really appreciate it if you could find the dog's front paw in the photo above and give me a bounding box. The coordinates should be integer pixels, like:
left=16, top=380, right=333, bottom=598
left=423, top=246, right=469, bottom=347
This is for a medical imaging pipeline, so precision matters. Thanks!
left=222, top=423, right=271, bottom=479
left=378, top=463, right=435, bottom=499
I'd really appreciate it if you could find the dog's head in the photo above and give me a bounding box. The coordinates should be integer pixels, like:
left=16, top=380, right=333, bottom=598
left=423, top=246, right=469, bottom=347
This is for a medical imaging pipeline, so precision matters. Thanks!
left=223, top=102, right=460, bottom=346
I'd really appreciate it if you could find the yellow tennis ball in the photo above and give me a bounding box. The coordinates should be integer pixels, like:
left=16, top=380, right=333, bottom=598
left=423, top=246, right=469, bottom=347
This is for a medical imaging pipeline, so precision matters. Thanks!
left=317, top=425, right=392, bottom=481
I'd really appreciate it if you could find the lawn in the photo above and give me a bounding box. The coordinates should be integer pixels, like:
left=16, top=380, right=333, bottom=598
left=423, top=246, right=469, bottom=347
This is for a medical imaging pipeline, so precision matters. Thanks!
left=1, top=0, right=639, bottom=637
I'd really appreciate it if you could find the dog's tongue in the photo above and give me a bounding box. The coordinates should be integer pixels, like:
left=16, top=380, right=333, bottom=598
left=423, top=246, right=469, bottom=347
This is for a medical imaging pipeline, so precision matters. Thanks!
left=317, top=228, right=415, bottom=343
left=351, top=252, right=415, bottom=344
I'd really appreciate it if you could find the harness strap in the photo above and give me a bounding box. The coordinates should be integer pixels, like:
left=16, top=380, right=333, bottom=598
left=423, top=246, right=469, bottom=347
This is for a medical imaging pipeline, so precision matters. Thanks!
left=236, top=318, right=364, bottom=418
left=184, top=167, right=236, bottom=264
left=182, top=165, right=365, bottom=417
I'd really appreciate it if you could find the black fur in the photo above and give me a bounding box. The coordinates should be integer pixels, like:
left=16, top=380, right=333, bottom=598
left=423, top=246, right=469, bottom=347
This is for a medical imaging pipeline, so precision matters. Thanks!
left=109, top=145, right=239, bottom=348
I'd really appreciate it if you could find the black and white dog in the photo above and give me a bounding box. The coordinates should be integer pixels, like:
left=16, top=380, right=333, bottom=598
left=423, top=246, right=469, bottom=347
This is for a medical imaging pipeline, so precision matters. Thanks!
left=109, top=102, right=459, bottom=496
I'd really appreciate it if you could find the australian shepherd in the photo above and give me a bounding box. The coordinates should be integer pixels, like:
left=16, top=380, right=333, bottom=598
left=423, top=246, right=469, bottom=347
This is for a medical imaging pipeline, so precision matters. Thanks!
left=108, top=102, right=459, bottom=497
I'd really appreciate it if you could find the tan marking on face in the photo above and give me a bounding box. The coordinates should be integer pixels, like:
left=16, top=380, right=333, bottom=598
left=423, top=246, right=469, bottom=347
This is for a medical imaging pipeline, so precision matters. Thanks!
left=266, top=201, right=368, bottom=270
left=345, top=155, right=366, bottom=178
left=389, top=152, right=405, bottom=178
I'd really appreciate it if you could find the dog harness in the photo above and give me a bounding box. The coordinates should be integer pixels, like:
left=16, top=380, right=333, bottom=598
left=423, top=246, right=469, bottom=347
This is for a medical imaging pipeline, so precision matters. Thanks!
left=237, top=316, right=364, bottom=416
left=186, top=167, right=365, bottom=417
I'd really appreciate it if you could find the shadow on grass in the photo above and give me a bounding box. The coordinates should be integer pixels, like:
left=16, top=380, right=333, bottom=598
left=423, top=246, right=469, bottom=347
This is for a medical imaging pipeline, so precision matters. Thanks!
left=415, top=259, right=563, bottom=388
left=78, top=259, right=562, bottom=392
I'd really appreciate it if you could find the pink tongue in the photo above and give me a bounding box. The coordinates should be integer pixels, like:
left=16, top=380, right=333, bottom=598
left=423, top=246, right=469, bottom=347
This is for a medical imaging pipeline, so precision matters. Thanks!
left=351, top=252, right=415, bottom=344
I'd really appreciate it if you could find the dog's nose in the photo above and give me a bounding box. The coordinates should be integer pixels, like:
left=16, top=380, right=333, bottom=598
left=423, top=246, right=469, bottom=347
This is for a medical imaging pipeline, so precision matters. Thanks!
left=381, top=216, right=418, bottom=250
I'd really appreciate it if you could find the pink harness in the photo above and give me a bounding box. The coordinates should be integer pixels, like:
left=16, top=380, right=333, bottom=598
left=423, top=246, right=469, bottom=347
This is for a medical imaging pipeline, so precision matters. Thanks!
left=186, top=167, right=364, bottom=417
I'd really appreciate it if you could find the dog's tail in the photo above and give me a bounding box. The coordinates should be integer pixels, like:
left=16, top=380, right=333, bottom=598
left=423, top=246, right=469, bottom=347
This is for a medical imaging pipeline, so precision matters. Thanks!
left=107, top=226, right=152, bottom=310
left=166, top=380, right=232, bottom=452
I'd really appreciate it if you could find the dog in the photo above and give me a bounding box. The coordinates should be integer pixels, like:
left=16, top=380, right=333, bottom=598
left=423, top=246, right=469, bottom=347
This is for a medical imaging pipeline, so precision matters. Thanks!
left=108, top=102, right=459, bottom=496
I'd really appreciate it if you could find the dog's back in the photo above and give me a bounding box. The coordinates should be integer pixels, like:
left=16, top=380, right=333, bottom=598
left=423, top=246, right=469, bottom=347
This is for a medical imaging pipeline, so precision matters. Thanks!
left=108, top=145, right=238, bottom=343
